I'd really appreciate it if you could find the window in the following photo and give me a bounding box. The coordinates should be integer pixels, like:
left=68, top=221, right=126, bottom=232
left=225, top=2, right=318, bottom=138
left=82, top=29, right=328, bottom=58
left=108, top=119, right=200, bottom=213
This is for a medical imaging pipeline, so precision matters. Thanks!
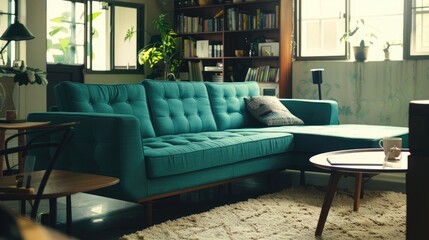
left=408, top=0, right=429, bottom=57
left=47, top=0, right=144, bottom=72
left=350, top=0, right=403, bottom=61
left=0, top=0, right=16, bottom=66
left=295, top=0, right=346, bottom=59
left=295, top=0, right=404, bottom=61
left=47, top=0, right=85, bottom=65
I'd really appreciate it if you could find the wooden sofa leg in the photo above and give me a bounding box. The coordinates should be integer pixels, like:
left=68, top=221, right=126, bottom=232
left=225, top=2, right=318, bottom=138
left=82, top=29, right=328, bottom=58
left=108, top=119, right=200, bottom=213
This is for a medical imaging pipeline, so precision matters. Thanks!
left=144, top=201, right=153, bottom=227
left=300, top=170, right=306, bottom=185
left=268, top=173, right=275, bottom=192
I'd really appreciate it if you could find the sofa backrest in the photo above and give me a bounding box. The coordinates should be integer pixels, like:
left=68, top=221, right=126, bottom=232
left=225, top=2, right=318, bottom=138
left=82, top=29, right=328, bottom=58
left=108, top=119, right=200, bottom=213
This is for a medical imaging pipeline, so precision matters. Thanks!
left=54, top=81, right=156, bottom=138
left=143, top=79, right=217, bottom=136
left=205, top=81, right=260, bottom=130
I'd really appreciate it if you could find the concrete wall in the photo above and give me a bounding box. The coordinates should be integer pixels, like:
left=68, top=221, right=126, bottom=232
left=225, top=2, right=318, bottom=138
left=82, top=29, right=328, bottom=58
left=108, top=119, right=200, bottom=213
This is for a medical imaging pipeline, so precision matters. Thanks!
left=292, top=60, right=429, bottom=127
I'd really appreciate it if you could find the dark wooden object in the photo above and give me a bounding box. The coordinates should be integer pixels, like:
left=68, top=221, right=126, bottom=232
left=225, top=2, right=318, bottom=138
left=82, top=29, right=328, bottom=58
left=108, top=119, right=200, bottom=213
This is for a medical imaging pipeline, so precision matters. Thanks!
left=407, top=100, right=429, bottom=239
left=46, top=64, right=84, bottom=111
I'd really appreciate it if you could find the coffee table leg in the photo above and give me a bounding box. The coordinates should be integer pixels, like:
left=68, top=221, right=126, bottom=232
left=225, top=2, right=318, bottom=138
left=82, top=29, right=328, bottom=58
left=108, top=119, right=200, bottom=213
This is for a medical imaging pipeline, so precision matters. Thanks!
left=354, top=173, right=363, bottom=211
left=66, top=195, right=72, bottom=234
left=315, top=171, right=343, bottom=236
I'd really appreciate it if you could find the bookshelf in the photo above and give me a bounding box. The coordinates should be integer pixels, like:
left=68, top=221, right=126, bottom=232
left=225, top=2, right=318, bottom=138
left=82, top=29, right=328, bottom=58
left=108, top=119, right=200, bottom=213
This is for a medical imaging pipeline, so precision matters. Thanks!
left=174, top=0, right=292, bottom=97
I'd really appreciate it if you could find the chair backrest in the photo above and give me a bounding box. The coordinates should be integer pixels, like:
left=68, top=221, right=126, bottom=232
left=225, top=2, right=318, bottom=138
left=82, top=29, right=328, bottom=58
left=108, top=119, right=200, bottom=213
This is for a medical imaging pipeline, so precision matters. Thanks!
left=0, top=122, right=76, bottom=220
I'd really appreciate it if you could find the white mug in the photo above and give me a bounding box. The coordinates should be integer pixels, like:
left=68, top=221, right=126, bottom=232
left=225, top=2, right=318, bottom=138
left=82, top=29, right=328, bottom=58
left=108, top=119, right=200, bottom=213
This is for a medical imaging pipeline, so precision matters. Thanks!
left=379, top=137, right=402, bottom=156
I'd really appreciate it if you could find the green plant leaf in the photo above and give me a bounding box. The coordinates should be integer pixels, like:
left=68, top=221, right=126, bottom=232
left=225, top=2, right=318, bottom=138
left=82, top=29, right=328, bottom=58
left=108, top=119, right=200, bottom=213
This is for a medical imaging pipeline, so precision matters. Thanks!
left=49, top=26, right=68, bottom=37
left=124, top=26, right=136, bottom=42
left=87, top=12, right=102, bottom=22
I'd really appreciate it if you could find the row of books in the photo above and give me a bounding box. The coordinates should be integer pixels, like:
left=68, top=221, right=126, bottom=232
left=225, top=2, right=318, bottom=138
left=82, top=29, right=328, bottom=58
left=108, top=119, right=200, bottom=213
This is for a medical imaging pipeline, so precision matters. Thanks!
left=175, top=0, right=198, bottom=8
left=176, top=13, right=224, bottom=33
left=183, top=39, right=197, bottom=58
left=182, top=39, right=223, bottom=58
left=226, top=7, right=279, bottom=31
left=188, top=61, right=204, bottom=81
left=244, top=66, right=279, bottom=83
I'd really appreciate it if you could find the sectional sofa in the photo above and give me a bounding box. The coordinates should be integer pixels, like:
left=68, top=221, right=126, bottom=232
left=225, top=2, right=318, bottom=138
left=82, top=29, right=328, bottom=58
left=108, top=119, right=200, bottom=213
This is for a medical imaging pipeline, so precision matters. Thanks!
left=28, top=80, right=408, bottom=224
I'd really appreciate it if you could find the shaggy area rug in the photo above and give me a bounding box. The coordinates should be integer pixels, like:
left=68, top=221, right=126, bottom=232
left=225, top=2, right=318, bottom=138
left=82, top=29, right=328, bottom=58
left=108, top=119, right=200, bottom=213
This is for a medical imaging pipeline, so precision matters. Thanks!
left=121, top=187, right=406, bottom=240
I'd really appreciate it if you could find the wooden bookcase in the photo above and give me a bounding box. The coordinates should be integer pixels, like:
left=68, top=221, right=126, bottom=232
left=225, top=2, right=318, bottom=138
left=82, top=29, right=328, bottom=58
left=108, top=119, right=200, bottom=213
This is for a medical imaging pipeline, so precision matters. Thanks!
left=174, top=0, right=292, bottom=98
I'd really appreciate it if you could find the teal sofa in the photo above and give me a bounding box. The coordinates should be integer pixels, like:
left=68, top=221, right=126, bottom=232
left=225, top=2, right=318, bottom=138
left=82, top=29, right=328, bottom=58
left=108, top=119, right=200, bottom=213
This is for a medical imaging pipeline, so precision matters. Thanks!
left=27, top=80, right=408, bottom=223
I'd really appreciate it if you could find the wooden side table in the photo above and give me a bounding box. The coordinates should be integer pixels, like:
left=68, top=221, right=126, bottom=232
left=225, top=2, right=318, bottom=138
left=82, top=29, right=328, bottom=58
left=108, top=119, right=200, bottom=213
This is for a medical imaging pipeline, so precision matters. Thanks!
left=0, top=170, right=119, bottom=233
left=0, top=121, right=50, bottom=177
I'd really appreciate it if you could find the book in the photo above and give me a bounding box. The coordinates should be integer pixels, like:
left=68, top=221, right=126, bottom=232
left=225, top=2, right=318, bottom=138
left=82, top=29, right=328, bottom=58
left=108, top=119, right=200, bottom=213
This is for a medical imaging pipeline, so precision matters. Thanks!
left=327, top=152, right=385, bottom=165
left=204, top=66, right=222, bottom=72
left=196, top=40, right=209, bottom=58
left=188, top=61, right=203, bottom=81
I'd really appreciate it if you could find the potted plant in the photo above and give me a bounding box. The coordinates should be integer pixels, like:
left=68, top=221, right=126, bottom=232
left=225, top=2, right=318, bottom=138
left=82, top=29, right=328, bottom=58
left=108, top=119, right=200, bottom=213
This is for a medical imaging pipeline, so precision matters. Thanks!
left=383, top=41, right=402, bottom=61
left=138, top=14, right=181, bottom=80
left=340, top=19, right=378, bottom=62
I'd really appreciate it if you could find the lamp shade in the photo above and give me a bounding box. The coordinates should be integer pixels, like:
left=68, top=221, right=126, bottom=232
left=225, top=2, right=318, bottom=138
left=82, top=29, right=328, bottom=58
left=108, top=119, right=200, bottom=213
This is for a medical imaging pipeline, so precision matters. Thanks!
left=0, top=20, right=34, bottom=41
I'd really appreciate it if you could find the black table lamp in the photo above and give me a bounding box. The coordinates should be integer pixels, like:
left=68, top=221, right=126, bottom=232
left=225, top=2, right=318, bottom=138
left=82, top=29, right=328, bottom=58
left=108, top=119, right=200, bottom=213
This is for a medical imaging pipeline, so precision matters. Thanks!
left=0, top=0, right=35, bottom=59
left=311, top=68, right=324, bottom=100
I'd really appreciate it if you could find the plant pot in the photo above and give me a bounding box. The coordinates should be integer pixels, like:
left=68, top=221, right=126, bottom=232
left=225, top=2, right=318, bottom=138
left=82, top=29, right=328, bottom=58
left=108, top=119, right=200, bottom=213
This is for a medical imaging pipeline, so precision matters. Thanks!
left=384, top=50, right=390, bottom=61
left=353, top=46, right=369, bottom=62
left=198, top=0, right=213, bottom=6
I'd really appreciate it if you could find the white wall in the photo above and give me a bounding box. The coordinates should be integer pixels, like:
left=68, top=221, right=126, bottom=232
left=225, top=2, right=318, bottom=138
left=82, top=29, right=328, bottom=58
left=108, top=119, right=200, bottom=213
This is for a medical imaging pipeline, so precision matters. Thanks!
left=20, top=0, right=172, bottom=117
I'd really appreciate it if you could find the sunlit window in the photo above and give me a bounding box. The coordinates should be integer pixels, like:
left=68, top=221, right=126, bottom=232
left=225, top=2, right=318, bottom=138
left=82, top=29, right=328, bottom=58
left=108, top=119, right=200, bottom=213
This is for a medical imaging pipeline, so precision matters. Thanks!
left=297, top=0, right=346, bottom=58
left=0, top=0, right=16, bottom=66
left=410, top=0, right=429, bottom=56
left=351, top=0, right=403, bottom=61
left=47, top=0, right=85, bottom=64
left=296, top=0, right=404, bottom=61
left=114, top=6, right=137, bottom=70
left=47, top=0, right=143, bottom=72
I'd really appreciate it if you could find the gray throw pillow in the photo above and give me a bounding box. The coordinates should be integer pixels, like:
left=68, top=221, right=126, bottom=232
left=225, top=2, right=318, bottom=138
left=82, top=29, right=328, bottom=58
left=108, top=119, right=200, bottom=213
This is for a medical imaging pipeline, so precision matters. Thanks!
left=245, top=96, right=304, bottom=126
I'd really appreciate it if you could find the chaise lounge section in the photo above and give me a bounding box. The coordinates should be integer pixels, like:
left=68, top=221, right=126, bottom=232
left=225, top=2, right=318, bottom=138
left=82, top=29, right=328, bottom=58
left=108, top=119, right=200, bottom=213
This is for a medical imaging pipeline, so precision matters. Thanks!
left=27, top=80, right=408, bottom=224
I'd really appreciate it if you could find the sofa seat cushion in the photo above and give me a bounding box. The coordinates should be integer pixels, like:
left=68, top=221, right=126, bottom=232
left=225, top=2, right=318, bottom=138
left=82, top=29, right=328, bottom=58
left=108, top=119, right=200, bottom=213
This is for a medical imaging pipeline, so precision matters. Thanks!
left=143, top=131, right=294, bottom=178
left=227, top=124, right=408, bottom=153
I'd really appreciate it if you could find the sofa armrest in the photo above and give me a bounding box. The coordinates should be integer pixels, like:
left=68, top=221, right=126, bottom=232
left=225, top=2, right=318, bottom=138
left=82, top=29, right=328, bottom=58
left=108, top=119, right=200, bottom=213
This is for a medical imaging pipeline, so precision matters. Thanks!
left=27, top=112, right=147, bottom=202
left=280, top=99, right=339, bottom=125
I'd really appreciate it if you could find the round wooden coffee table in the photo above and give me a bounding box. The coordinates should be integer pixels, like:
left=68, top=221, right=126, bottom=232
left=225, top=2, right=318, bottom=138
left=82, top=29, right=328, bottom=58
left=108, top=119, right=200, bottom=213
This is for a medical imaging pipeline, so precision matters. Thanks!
left=310, top=148, right=409, bottom=236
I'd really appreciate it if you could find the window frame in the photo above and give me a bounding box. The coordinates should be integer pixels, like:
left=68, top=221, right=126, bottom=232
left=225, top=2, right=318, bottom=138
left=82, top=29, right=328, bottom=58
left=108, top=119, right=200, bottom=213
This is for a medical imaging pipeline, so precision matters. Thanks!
left=404, top=0, right=429, bottom=59
left=47, top=0, right=144, bottom=73
left=0, top=0, right=16, bottom=67
left=85, top=0, right=144, bottom=74
left=294, top=0, right=349, bottom=61
left=295, top=0, right=427, bottom=61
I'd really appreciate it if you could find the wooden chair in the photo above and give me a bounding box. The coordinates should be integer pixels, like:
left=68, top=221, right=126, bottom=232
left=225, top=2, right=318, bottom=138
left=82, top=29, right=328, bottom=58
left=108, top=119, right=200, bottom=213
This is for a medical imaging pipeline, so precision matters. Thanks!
left=0, top=122, right=76, bottom=220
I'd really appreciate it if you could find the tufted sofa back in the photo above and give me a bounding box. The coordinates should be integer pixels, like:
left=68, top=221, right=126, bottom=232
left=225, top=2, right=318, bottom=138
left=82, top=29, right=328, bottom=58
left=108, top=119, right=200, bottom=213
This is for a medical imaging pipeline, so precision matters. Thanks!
left=143, top=79, right=217, bottom=136
left=54, top=80, right=262, bottom=138
left=54, top=81, right=156, bottom=138
left=205, top=81, right=260, bottom=130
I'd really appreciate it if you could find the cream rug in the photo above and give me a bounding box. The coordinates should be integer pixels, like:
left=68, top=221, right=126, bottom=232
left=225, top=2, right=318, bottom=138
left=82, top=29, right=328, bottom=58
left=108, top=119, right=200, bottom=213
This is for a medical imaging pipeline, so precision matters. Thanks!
left=121, top=187, right=406, bottom=240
